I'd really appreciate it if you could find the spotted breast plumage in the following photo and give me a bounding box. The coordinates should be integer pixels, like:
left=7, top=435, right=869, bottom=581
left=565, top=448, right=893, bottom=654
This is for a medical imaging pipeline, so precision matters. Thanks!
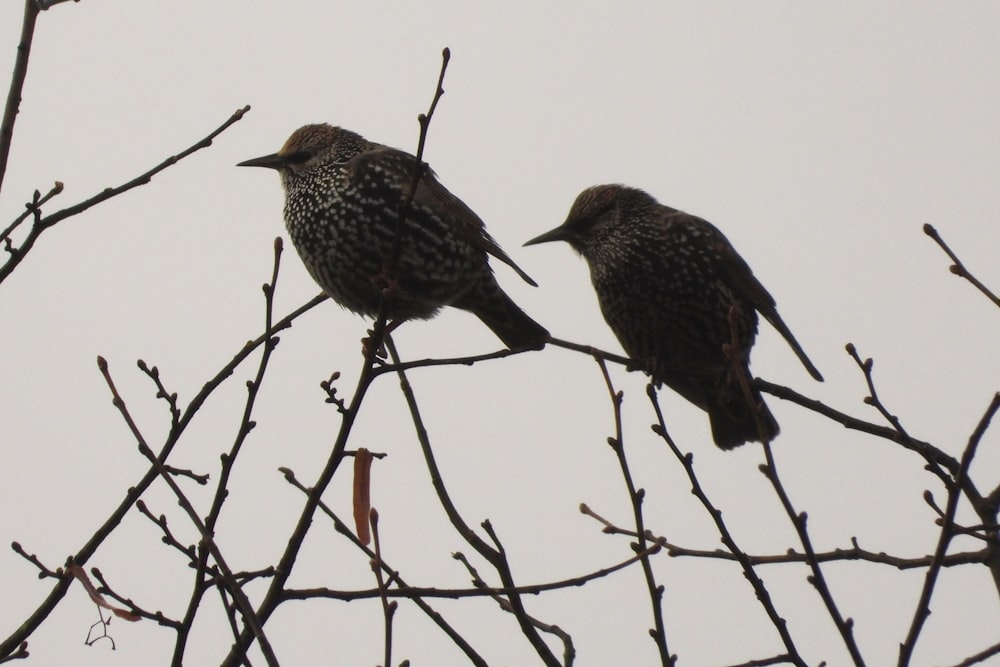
left=239, top=124, right=548, bottom=350
left=525, top=184, right=822, bottom=448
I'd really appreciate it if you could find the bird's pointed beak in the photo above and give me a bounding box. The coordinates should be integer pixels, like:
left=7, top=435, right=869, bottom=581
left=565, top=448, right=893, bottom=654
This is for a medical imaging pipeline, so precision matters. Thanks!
left=236, top=152, right=287, bottom=170
left=523, top=225, right=571, bottom=247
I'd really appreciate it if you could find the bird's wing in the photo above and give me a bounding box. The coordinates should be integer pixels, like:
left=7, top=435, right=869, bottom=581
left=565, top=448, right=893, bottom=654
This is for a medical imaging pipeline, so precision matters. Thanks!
left=680, top=211, right=824, bottom=382
left=347, top=147, right=538, bottom=287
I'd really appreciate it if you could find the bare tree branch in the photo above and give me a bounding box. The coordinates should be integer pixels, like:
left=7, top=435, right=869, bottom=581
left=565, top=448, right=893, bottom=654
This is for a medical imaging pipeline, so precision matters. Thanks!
left=594, top=358, right=673, bottom=666
left=898, top=393, right=1000, bottom=667
left=0, top=0, right=40, bottom=195
left=0, top=105, right=250, bottom=284
left=924, top=223, right=1000, bottom=309
left=96, top=356, right=278, bottom=667
left=647, top=385, right=808, bottom=667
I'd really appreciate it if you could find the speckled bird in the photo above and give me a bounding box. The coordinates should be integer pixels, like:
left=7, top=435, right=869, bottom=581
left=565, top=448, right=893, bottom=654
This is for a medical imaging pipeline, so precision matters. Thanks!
left=238, top=124, right=548, bottom=349
left=525, top=184, right=823, bottom=448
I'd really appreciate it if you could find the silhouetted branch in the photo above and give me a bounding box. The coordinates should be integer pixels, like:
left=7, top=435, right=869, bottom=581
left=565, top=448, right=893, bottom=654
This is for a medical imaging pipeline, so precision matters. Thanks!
left=97, top=356, right=278, bottom=666
left=724, top=309, right=865, bottom=667
left=136, top=359, right=182, bottom=432
left=647, top=385, right=808, bottom=667
left=134, top=500, right=198, bottom=565
left=369, top=510, right=399, bottom=667
left=9, top=542, right=59, bottom=579
left=219, top=310, right=379, bottom=664
left=549, top=336, right=635, bottom=370
left=945, top=640, right=1000, bottom=667
left=757, top=440, right=865, bottom=667
left=924, top=224, right=1000, bottom=309
left=285, top=539, right=663, bottom=602
left=898, top=393, right=1000, bottom=667
left=1, top=181, right=62, bottom=250
left=454, top=548, right=576, bottom=666
left=723, top=656, right=799, bottom=667
left=594, top=358, right=673, bottom=666
left=385, top=334, right=562, bottom=667
left=845, top=343, right=913, bottom=441
left=2, top=290, right=324, bottom=661
left=0, top=105, right=251, bottom=284
left=754, top=377, right=985, bottom=506
left=89, top=568, right=181, bottom=629
left=279, top=467, right=490, bottom=666
left=0, top=0, right=42, bottom=195
left=0, top=640, right=27, bottom=664
left=579, top=507, right=988, bottom=569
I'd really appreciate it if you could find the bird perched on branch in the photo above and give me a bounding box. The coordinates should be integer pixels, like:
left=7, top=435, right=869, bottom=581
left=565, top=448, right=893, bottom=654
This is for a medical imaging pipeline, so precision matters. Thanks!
left=525, top=184, right=823, bottom=448
left=238, top=123, right=548, bottom=350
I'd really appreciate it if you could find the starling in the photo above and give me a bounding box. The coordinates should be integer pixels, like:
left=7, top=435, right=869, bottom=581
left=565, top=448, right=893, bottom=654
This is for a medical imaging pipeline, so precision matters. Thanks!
left=238, top=124, right=548, bottom=350
left=525, top=184, right=823, bottom=449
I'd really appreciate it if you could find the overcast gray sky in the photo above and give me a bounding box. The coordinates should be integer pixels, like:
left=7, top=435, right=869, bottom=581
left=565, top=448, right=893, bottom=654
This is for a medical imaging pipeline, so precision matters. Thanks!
left=2, top=2, right=999, bottom=665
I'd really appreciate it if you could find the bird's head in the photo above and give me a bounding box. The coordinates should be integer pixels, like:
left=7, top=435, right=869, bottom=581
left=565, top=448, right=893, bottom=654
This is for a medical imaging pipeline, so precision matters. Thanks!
left=237, top=124, right=371, bottom=184
left=524, top=184, right=657, bottom=256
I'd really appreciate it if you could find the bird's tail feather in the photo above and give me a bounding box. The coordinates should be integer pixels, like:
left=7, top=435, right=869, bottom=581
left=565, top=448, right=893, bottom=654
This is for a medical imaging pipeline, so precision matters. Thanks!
left=705, top=376, right=780, bottom=449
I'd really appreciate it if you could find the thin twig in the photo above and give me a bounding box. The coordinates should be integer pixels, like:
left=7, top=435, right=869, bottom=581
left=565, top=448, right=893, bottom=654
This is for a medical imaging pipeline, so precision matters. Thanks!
left=1, top=181, right=62, bottom=250
left=134, top=500, right=198, bottom=565
left=943, top=640, right=1000, bottom=667
left=845, top=343, right=912, bottom=440
left=898, top=393, right=1000, bottom=667
left=172, top=238, right=287, bottom=665
left=0, top=293, right=325, bottom=660
left=924, top=224, right=1000, bottom=309
left=454, top=547, right=576, bottom=666
left=285, top=542, right=662, bottom=602
left=369, top=510, right=398, bottom=667
left=383, top=47, right=450, bottom=313
left=279, top=467, right=489, bottom=666
left=89, top=568, right=181, bottom=629
left=758, top=441, right=865, bottom=667
left=219, top=321, right=382, bottom=666
left=726, top=308, right=865, bottom=666
left=0, top=105, right=251, bottom=284
left=594, top=358, right=673, bottom=666
left=754, top=377, right=986, bottom=507
left=0, top=0, right=40, bottom=195
left=97, top=357, right=278, bottom=667
left=548, top=336, right=635, bottom=371
left=721, top=656, right=798, bottom=667
left=384, top=334, right=562, bottom=667
left=9, top=543, right=59, bottom=579
left=0, top=640, right=28, bottom=663
left=646, top=385, right=808, bottom=667
left=578, top=508, right=988, bottom=569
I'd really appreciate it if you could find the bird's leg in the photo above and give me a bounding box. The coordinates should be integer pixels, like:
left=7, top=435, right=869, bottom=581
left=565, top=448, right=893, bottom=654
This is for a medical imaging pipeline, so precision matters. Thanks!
left=360, top=263, right=407, bottom=359
left=361, top=319, right=404, bottom=360
left=371, top=262, right=402, bottom=299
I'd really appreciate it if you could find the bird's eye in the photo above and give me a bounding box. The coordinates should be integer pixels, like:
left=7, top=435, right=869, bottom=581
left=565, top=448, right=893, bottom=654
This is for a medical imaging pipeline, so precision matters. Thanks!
left=284, top=150, right=312, bottom=164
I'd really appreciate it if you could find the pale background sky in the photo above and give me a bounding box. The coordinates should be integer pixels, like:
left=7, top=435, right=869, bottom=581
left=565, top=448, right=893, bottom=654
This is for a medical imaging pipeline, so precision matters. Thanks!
left=1, top=2, right=999, bottom=665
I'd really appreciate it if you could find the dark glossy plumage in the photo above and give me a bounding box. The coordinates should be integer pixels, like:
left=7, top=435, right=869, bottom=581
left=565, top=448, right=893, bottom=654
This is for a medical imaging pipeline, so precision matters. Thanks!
left=526, top=184, right=822, bottom=448
left=239, top=124, right=548, bottom=349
